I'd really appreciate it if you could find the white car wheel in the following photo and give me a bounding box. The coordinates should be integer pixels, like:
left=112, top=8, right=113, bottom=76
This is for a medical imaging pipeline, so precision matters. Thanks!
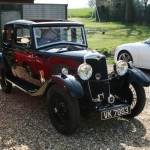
left=118, top=51, right=133, bottom=62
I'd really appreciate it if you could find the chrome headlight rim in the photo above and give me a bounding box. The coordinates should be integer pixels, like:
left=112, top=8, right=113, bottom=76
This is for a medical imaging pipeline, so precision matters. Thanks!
left=78, top=63, right=93, bottom=81
left=61, top=68, right=68, bottom=76
left=115, top=60, right=128, bottom=76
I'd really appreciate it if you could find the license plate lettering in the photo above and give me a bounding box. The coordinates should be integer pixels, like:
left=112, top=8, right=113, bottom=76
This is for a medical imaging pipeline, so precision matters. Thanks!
left=114, top=107, right=129, bottom=117
left=101, top=106, right=131, bottom=120
left=103, top=111, right=112, bottom=119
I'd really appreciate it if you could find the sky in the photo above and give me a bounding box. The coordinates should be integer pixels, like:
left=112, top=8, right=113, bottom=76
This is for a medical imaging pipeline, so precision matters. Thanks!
left=34, top=0, right=89, bottom=8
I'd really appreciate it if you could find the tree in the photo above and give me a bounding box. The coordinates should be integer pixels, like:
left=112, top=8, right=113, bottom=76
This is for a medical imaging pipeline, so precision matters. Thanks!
left=88, top=0, right=96, bottom=8
left=125, top=0, right=134, bottom=22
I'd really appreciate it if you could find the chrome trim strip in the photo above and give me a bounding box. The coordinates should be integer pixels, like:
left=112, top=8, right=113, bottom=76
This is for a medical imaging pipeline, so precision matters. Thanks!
left=6, top=79, right=48, bottom=96
left=6, top=79, right=29, bottom=94
left=87, top=81, right=94, bottom=101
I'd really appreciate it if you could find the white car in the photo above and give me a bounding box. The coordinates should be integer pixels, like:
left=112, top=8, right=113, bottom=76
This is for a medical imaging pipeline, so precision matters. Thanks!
left=114, top=38, right=150, bottom=69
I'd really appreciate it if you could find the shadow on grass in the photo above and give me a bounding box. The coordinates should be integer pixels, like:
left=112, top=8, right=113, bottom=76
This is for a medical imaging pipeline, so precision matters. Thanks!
left=86, top=23, right=150, bottom=41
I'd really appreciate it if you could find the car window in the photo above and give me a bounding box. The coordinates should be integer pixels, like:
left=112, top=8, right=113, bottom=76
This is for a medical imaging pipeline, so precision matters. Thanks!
left=16, top=25, right=31, bottom=49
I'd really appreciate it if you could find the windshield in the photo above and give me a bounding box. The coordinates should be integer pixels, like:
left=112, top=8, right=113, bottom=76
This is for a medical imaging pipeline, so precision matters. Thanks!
left=33, top=26, right=86, bottom=48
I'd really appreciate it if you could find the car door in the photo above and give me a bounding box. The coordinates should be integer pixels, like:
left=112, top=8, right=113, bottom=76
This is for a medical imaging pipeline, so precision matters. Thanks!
left=139, top=39, right=150, bottom=69
left=13, top=25, right=41, bottom=87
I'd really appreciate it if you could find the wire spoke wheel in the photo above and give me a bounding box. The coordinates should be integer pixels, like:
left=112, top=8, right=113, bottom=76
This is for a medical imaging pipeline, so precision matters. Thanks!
left=125, top=83, right=146, bottom=118
left=118, top=51, right=133, bottom=62
left=128, top=84, right=137, bottom=110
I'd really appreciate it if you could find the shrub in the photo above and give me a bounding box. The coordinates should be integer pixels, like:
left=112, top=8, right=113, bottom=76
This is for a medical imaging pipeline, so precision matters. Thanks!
left=101, top=48, right=112, bottom=57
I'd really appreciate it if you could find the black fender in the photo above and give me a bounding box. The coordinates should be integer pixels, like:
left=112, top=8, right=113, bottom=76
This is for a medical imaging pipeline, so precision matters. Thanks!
left=51, top=74, right=84, bottom=98
left=0, top=52, right=12, bottom=76
left=128, top=68, right=150, bottom=87
left=0, top=52, right=3, bottom=76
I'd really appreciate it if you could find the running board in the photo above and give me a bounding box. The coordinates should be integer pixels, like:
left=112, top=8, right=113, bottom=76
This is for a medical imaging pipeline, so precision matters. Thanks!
left=6, top=77, right=48, bottom=96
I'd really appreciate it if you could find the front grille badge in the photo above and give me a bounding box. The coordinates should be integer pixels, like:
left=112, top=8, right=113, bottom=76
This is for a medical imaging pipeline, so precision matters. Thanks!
left=95, top=73, right=101, bottom=80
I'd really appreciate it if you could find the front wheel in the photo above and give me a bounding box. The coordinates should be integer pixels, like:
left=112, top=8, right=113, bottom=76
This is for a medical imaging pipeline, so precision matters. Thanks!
left=47, top=84, right=80, bottom=135
left=126, top=83, right=146, bottom=118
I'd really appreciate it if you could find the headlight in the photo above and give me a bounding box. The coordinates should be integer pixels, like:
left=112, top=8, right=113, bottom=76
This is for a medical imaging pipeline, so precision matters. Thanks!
left=116, top=60, right=128, bottom=76
left=78, top=63, right=92, bottom=80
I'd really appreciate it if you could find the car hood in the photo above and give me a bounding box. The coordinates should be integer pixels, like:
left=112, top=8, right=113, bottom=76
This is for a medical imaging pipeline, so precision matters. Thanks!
left=39, top=49, right=105, bottom=60
left=117, top=42, right=143, bottom=49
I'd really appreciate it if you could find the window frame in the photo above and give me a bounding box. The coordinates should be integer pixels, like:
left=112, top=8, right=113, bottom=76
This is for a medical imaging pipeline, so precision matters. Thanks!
left=14, top=25, right=32, bottom=50
left=3, top=25, right=14, bottom=46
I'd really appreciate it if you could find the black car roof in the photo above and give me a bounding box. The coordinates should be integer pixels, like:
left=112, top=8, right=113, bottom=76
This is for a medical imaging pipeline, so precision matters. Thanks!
left=5, top=19, right=84, bottom=27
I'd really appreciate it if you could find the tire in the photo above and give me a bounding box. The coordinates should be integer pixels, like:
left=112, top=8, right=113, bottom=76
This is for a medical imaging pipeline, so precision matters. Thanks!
left=117, top=50, right=133, bottom=62
left=0, top=68, right=12, bottom=93
left=46, top=84, right=80, bottom=135
left=125, top=83, right=146, bottom=118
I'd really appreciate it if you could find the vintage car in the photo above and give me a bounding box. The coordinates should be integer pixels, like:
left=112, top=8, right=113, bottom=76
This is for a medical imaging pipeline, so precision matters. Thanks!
left=0, top=20, right=150, bottom=135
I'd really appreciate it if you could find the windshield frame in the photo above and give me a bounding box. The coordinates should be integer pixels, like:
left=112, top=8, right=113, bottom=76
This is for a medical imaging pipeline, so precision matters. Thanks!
left=33, top=25, right=87, bottom=49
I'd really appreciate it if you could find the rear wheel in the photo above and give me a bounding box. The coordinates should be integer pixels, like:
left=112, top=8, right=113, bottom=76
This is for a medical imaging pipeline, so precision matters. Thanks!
left=0, top=68, right=12, bottom=93
left=126, top=83, right=146, bottom=118
left=47, top=84, right=80, bottom=135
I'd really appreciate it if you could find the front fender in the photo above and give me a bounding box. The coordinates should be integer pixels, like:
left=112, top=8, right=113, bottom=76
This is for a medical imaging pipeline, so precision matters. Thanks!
left=128, top=68, right=150, bottom=87
left=51, top=74, right=84, bottom=98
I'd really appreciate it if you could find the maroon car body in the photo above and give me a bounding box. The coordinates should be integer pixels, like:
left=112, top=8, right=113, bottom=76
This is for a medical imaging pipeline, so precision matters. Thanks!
left=0, top=20, right=149, bottom=135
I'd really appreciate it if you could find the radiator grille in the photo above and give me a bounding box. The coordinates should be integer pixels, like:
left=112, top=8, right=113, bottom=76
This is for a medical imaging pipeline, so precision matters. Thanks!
left=86, top=57, right=109, bottom=99
left=86, top=57, right=108, bottom=80
left=89, top=81, right=109, bottom=99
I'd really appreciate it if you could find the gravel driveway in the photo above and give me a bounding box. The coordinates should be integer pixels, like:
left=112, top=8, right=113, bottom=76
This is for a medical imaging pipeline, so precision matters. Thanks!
left=0, top=67, right=150, bottom=150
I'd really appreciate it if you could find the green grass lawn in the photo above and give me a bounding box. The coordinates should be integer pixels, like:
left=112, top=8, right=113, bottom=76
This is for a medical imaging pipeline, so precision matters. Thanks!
left=68, top=8, right=94, bottom=18
left=69, top=18, right=150, bottom=52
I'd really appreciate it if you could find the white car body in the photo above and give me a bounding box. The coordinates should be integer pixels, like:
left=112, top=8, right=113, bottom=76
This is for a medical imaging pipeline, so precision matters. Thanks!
left=114, top=38, right=150, bottom=69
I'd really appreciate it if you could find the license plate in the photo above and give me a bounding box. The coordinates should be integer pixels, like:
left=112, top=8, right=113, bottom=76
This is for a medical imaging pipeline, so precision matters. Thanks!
left=101, top=106, right=131, bottom=120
